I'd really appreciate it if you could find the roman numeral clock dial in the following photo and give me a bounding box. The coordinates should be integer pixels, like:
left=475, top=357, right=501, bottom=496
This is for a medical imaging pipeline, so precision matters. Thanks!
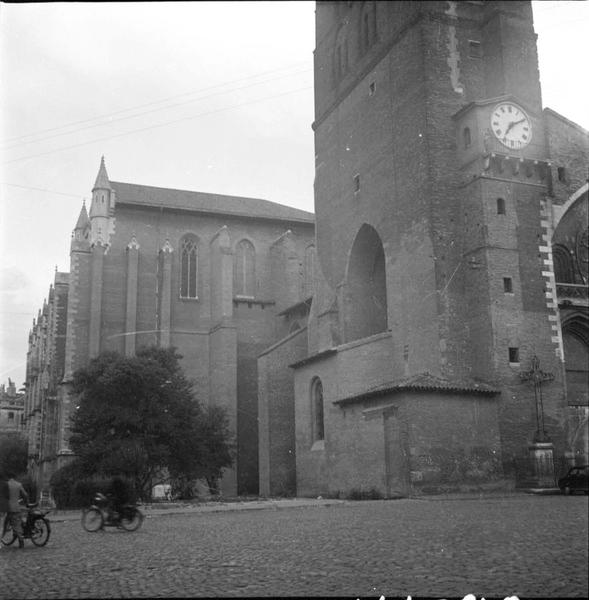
left=491, top=102, right=532, bottom=149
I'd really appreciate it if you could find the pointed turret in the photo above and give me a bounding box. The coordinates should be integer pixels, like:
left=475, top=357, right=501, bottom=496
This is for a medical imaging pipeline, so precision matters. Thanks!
left=75, top=200, right=90, bottom=230
left=89, top=156, right=115, bottom=245
left=92, top=155, right=111, bottom=192
left=71, top=200, right=91, bottom=251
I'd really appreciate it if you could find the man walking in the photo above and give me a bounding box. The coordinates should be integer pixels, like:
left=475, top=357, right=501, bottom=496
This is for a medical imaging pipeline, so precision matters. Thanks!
left=5, top=471, right=28, bottom=548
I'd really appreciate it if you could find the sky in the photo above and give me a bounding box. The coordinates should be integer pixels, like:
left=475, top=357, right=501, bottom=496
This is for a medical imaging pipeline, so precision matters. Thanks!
left=1, top=1, right=588, bottom=388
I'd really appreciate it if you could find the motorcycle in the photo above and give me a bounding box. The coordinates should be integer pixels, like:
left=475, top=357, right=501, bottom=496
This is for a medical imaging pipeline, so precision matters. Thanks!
left=81, top=492, right=143, bottom=532
left=1, top=502, right=51, bottom=547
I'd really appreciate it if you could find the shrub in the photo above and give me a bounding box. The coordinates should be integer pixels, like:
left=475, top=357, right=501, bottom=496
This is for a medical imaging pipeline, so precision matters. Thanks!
left=50, top=461, right=136, bottom=509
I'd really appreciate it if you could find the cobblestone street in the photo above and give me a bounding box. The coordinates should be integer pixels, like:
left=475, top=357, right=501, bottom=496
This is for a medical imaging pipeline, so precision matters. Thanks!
left=1, top=494, right=587, bottom=598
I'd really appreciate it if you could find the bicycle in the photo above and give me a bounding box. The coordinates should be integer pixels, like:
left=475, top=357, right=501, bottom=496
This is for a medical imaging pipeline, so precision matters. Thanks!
left=81, top=492, right=143, bottom=532
left=1, top=503, right=51, bottom=547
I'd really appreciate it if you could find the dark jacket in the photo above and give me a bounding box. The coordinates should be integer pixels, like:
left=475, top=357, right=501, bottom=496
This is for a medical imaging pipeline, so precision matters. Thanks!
left=0, top=478, right=8, bottom=513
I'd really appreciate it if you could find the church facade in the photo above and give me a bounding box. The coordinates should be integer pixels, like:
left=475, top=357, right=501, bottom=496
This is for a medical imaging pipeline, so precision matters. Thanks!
left=258, top=0, right=588, bottom=498
left=24, top=1, right=587, bottom=500
left=24, top=160, right=315, bottom=495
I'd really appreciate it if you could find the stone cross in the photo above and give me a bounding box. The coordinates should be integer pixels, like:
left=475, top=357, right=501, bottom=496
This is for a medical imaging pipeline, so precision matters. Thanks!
left=520, top=355, right=555, bottom=443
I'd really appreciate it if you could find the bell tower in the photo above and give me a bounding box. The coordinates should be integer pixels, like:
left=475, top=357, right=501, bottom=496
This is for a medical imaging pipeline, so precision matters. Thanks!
left=310, top=1, right=568, bottom=486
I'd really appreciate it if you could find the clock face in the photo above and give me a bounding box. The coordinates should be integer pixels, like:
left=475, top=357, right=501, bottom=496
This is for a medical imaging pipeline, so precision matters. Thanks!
left=490, top=103, right=532, bottom=149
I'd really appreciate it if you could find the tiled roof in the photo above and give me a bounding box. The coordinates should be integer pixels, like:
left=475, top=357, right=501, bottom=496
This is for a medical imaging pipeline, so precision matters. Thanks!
left=333, top=372, right=500, bottom=406
left=111, top=181, right=314, bottom=224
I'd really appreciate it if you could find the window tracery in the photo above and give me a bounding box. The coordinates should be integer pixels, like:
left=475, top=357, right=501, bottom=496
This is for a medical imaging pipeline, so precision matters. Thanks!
left=180, top=235, right=199, bottom=299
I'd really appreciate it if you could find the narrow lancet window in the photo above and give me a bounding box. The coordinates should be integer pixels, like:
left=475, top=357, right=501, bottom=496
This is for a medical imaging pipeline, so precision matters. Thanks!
left=180, top=236, right=199, bottom=299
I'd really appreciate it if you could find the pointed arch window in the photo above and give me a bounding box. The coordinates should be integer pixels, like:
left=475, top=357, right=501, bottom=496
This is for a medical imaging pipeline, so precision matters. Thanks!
left=180, top=235, right=199, bottom=299
left=234, top=239, right=256, bottom=298
left=311, top=377, right=325, bottom=442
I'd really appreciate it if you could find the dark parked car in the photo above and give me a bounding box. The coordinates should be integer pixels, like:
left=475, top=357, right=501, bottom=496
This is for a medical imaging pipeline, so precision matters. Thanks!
left=558, top=465, right=589, bottom=495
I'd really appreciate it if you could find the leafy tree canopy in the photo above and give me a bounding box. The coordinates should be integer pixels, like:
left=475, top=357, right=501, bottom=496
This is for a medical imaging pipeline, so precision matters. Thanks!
left=69, top=346, right=233, bottom=497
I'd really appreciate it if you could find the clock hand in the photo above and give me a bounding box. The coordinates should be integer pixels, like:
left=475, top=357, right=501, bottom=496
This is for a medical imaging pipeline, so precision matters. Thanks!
left=506, top=118, right=526, bottom=135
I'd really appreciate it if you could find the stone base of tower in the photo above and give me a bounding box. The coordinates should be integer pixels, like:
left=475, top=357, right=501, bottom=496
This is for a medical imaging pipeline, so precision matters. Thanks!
left=290, top=338, right=505, bottom=499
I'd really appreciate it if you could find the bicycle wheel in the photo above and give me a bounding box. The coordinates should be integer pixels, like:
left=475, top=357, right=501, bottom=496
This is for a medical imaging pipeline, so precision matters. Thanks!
left=81, top=507, right=104, bottom=532
left=120, top=507, right=143, bottom=532
left=1, top=521, right=16, bottom=546
left=30, top=517, right=51, bottom=547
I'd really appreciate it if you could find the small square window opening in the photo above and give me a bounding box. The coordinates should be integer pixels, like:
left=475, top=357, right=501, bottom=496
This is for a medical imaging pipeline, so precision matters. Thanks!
left=468, top=40, right=482, bottom=58
left=508, top=347, right=519, bottom=363
left=503, top=277, right=513, bottom=293
left=463, top=127, right=471, bottom=149
left=557, top=166, right=566, bottom=182
left=497, top=197, right=506, bottom=215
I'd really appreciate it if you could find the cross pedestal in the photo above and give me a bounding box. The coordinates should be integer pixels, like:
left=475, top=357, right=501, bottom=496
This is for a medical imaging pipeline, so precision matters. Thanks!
left=528, top=442, right=556, bottom=488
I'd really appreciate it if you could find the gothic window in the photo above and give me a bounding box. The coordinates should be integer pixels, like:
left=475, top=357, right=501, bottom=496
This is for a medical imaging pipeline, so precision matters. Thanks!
left=180, top=235, right=199, bottom=299
left=234, top=239, right=256, bottom=298
left=553, top=244, right=574, bottom=283
left=311, top=377, right=325, bottom=442
left=562, top=318, right=589, bottom=409
left=359, top=1, right=377, bottom=55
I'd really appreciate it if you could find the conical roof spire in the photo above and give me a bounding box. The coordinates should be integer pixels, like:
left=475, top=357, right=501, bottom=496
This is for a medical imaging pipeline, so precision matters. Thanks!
left=92, top=156, right=111, bottom=191
left=74, top=200, right=90, bottom=230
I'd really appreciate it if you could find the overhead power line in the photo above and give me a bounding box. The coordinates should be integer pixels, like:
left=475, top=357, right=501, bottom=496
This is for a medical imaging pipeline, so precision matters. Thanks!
left=1, top=62, right=310, bottom=147
left=2, top=85, right=313, bottom=165
left=0, top=182, right=81, bottom=198
left=1, top=66, right=311, bottom=151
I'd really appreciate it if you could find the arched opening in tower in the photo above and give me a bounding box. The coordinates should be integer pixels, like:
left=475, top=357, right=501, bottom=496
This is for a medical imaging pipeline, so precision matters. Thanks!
left=345, top=224, right=388, bottom=342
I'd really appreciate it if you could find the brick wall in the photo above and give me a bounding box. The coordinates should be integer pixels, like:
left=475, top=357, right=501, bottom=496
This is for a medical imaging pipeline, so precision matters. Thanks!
left=544, top=109, right=589, bottom=205
left=294, top=347, right=502, bottom=497
left=258, top=327, right=308, bottom=497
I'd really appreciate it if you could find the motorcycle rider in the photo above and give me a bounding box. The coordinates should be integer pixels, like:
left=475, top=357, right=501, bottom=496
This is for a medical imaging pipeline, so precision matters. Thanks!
left=107, top=476, right=129, bottom=520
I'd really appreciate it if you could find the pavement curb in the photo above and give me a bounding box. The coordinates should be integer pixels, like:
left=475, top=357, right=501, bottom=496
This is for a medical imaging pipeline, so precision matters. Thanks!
left=44, top=489, right=565, bottom=522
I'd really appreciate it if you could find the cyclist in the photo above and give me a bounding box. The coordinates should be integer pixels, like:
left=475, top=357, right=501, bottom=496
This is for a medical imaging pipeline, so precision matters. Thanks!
left=5, top=471, right=28, bottom=548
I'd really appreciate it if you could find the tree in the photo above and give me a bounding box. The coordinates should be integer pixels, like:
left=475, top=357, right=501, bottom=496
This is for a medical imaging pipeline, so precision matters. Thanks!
left=69, top=346, right=233, bottom=498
